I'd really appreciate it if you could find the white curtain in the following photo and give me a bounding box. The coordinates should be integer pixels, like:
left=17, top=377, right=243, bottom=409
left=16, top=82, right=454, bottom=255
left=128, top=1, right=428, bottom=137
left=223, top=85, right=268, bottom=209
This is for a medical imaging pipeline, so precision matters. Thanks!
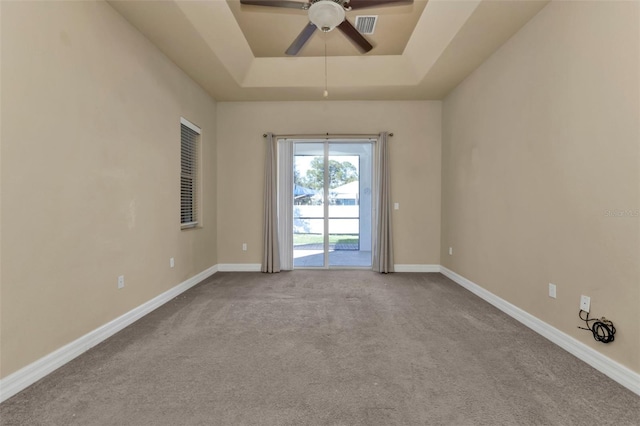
left=262, top=133, right=280, bottom=273
left=277, top=139, right=294, bottom=270
left=373, top=132, right=394, bottom=273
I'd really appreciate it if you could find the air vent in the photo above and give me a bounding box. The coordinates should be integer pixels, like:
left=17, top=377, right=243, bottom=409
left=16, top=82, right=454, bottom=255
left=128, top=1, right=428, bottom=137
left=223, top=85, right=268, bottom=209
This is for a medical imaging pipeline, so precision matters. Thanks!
left=355, top=15, right=378, bottom=35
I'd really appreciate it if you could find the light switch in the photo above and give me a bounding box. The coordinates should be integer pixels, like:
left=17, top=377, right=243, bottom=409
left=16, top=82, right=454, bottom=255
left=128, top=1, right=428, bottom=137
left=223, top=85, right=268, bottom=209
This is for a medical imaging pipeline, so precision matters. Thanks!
left=394, top=203, right=399, bottom=210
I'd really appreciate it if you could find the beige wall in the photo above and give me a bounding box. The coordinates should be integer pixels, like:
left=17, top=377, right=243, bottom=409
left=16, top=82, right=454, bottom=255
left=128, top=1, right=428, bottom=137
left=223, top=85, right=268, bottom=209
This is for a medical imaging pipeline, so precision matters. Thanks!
left=442, top=1, right=639, bottom=372
left=0, top=1, right=217, bottom=378
left=216, top=101, right=441, bottom=266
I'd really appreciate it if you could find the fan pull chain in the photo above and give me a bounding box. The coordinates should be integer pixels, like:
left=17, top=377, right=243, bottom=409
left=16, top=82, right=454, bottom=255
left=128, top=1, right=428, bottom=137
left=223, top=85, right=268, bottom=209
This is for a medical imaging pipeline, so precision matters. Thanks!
left=323, top=37, right=329, bottom=98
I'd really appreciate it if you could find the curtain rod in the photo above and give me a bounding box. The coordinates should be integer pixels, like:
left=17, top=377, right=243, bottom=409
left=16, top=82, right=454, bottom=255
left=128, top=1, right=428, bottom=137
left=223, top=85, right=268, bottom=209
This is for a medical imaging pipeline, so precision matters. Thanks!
left=262, top=132, right=393, bottom=138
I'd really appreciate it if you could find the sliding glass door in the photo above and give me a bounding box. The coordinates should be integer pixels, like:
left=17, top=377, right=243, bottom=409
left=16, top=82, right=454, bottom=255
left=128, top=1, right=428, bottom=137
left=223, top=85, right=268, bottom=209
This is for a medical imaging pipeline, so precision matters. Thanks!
left=293, top=143, right=325, bottom=267
left=293, top=140, right=373, bottom=268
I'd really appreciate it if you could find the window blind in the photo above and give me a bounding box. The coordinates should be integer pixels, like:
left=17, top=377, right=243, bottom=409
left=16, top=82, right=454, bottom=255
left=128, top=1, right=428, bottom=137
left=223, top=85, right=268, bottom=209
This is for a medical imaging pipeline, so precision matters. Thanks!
left=180, top=119, right=200, bottom=228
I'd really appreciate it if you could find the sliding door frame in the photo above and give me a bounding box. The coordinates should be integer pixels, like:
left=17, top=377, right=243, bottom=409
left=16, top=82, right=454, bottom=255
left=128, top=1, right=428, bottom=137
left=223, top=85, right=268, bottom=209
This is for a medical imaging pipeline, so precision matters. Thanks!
left=291, top=138, right=376, bottom=270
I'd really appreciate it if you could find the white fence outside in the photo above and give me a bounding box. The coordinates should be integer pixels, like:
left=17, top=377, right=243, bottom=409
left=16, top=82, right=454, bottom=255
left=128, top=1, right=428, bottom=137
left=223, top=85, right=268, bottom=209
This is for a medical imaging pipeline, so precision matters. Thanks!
left=294, top=205, right=359, bottom=234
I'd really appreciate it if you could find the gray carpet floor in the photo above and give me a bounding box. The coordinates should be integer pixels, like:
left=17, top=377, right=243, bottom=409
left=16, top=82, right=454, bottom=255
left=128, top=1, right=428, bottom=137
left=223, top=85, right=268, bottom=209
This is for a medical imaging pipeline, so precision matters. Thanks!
left=1, top=271, right=638, bottom=425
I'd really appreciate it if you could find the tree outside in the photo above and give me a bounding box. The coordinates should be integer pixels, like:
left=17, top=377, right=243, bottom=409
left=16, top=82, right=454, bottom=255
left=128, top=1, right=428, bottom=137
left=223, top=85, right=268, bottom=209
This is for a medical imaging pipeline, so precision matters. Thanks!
left=295, top=157, right=358, bottom=190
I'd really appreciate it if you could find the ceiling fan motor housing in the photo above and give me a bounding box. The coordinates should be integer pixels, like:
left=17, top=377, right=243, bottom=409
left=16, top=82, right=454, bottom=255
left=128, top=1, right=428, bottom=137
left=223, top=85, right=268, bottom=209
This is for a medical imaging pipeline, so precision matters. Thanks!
left=308, top=0, right=346, bottom=32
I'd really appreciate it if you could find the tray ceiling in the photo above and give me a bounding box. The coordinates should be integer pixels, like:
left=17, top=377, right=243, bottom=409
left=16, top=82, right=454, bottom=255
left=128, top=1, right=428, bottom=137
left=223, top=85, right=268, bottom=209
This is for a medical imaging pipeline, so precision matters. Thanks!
left=108, top=0, right=549, bottom=101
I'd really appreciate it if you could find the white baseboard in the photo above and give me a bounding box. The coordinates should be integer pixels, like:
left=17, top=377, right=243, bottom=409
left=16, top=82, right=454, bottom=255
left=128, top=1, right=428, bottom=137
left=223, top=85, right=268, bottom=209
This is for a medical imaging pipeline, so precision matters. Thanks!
left=217, top=263, right=262, bottom=272
left=220, top=263, right=440, bottom=273
left=0, top=264, right=219, bottom=403
left=394, top=264, right=441, bottom=273
left=440, top=266, right=640, bottom=396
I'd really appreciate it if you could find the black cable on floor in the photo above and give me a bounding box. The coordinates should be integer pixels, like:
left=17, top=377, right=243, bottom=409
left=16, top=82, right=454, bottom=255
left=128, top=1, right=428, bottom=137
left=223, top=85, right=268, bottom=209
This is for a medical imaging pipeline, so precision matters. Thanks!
left=578, top=310, right=616, bottom=344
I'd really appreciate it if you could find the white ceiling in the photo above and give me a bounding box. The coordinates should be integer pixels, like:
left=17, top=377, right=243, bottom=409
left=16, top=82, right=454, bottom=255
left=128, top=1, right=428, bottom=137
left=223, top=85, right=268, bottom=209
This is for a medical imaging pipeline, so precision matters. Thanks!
left=108, top=0, right=549, bottom=101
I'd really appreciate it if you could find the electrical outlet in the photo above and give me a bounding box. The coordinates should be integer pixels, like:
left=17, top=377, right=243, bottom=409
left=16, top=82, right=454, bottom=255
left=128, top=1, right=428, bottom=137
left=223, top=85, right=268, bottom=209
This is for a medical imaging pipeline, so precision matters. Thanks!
left=449, top=247, right=453, bottom=255
left=242, top=243, right=247, bottom=251
left=548, top=283, right=556, bottom=299
left=118, top=275, right=125, bottom=289
left=170, top=258, right=175, bottom=268
left=580, top=295, right=591, bottom=312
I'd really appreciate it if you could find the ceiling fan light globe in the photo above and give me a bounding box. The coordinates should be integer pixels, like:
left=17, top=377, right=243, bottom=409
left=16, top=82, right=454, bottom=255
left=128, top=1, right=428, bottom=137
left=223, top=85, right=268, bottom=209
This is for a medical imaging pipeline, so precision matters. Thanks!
left=308, top=0, right=345, bottom=32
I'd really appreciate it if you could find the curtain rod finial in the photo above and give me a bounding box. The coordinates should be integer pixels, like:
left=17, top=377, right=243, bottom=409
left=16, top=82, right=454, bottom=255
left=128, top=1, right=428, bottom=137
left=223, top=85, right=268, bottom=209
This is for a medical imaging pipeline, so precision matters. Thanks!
left=389, top=133, right=394, bottom=137
left=263, top=134, right=268, bottom=137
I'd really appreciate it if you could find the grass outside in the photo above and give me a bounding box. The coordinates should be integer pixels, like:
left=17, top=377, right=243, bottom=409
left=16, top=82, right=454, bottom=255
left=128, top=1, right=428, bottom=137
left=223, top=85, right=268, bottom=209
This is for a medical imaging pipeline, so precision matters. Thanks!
left=294, top=234, right=359, bottom=245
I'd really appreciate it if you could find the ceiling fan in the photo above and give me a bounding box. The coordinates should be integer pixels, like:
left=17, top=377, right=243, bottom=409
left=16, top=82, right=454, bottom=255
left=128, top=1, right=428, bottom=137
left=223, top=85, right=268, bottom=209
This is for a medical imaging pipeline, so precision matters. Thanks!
left=239, top=0, right=413, bottom=55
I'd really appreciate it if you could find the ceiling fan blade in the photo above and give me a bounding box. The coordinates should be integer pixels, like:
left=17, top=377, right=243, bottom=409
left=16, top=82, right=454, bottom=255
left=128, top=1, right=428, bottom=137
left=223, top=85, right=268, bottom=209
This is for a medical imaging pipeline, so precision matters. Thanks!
left=346, top=0, right=413, bottom=9
left=240, top=0, right=310, bottom=10
left=286, top=22, right=317, bottom=55
left=337, top=20, right=373, bottom=53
